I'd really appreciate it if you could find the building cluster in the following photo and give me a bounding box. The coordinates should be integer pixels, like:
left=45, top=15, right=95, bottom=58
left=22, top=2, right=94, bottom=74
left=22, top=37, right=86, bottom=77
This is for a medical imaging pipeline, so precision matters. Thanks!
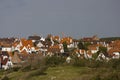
left=0, top=35, right=120, bottom=70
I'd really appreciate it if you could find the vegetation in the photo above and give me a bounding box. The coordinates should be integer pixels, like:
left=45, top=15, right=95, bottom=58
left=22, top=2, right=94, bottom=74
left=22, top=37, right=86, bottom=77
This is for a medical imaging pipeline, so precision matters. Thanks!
left=77, top=41, right=85, bottom=50
left=63, top=42, right=69, bottom=52
left=45, top=56, right=66, bottom=67
left=98, top=46, right=107, bottom=53
left=100, top=37, right=120, bottom=41
left=77, top=41, right=91, bottom=50
left=1, top=56, right=120, bottom=80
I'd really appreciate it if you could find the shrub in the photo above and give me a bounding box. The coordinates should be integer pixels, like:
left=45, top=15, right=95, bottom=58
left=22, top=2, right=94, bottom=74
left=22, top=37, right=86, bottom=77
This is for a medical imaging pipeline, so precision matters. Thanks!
left=1, top=75, right=9, bottom=80
left=73, top=58, right=88, bottom=67
left=20, top=66, right=48, bottom=80
left=90, top=75, right=101, bottom=80
left=103, top=72, right=120, bottom=80
left=108, top=58, right=120, bottom=70
left=12, top=67, right=21, bottom=71
left=20, top=54, right=48, bottom=72
left=19, top=55, right=48, bottom=80
left=88, top=60, right=105, bottom=68
left=45, top=56, right=66, bottom=67
left=20, top=65, right=31, bottom=72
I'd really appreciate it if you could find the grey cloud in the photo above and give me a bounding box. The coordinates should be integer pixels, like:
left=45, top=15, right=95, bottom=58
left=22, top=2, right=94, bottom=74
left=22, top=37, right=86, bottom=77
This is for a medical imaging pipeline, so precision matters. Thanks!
left=0, top=0, right=120, bottom=38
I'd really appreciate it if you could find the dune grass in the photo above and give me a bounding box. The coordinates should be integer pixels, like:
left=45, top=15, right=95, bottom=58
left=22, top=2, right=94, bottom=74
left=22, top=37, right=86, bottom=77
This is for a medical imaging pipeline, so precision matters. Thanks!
left=0, top=65, right=119, bottom=80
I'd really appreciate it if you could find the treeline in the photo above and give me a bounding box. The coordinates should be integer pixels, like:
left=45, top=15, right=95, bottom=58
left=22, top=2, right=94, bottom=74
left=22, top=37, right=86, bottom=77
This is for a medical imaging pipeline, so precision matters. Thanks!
left=100, top=37, right=120, bottom=41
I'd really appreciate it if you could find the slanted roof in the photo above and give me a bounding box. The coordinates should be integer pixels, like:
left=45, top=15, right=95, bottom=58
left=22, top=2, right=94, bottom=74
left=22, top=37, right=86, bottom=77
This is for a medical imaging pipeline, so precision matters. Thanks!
left=28, top=35, right=41, bottom=40
left=60, top=37, right=73, bottom=44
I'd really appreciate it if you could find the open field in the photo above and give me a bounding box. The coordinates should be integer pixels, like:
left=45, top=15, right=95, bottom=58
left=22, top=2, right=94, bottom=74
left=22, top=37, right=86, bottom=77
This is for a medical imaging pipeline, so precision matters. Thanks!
left=1, top=65, right=119, bottom=80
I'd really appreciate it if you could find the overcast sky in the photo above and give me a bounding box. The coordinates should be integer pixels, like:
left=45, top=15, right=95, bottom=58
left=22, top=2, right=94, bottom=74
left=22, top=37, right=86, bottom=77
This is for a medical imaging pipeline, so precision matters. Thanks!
left=0, top=0, right=120, bottom=38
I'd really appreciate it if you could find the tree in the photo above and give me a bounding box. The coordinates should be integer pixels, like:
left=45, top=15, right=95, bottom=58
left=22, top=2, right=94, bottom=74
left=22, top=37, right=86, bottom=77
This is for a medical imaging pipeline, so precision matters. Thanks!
left=77, top=41, right=85, bottom=49
left=99, top=46, right=107, bottom=53
left=84, top=42, right=91, bottom=50
left=77, top=41, right=90, bottom=50
left=63, top=42, right=69, bottom=52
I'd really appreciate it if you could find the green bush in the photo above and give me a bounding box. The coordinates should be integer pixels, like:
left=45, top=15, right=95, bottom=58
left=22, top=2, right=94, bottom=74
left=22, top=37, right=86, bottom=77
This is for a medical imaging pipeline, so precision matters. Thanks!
left=91, top=75, right=101, bottom=80
left=20, top=65, right=31, bottom=72
left=20, top=54, right=47, bottom=70
left=73, top=58, right=88, bottom=67
left=12, top=67, right=21, bottom=71
left=45, top=56, right=66, bottom=67
left=107, top=58, right=120, bottom=70
left=1, top=75, right=9, bottom=80
left=103, top=72, right=120, bottom=80
left=88, top=60, right=105, bottom=68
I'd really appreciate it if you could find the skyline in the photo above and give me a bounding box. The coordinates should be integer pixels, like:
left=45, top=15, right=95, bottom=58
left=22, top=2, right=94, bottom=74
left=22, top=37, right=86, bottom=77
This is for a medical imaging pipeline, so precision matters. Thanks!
left=0, top=0, right=120, bottom=38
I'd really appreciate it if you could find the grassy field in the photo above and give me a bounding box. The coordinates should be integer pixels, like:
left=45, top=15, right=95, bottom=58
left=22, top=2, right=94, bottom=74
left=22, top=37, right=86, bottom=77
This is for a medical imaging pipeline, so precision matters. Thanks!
left=0, top=65, right=116, bottom=80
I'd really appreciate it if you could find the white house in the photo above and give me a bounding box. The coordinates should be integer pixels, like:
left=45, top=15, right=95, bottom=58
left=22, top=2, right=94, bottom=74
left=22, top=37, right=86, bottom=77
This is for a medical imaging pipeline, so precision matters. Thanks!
left=96, top=53, right=110, bottom=61
left=2, top=47, right=12, bottom=52
left=112, top=52, right=120, bottom=59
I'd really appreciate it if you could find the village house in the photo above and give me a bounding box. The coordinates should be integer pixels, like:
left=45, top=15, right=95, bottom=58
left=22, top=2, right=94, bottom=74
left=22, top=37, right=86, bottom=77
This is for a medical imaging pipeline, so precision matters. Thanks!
left=12, top=38, right=39, bottom=54
left=88, top=45, right=99, bottom=54
left=47, top=45, right=61, bottom=56
left=74, top=49, right=91, bottom=59
left=96, top=52, right=111, bottom=61
left=82, top=35, right=99, bottom=42
left=107, top=40, right=120, bottom=59
left=0, top=35, right=120, bottom=70
left=0, top=51, right=13, bottom=70
left=60, top=37, right=74, bottom=48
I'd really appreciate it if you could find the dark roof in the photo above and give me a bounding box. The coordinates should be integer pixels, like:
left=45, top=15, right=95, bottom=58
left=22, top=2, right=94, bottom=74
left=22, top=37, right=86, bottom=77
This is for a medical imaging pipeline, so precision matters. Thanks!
left=0, top=38, right=15, bottom=43
left=28, top=36, right=41, bottom=40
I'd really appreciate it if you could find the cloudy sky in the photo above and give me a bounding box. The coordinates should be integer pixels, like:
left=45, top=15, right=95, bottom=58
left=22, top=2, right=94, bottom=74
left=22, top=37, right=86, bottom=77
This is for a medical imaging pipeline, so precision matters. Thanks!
left=0, top=0, right=120, bottom=38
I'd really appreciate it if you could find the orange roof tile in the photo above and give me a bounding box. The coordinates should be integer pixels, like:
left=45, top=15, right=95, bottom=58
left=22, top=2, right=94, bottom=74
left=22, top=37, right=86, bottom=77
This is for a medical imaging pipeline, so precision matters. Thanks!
left=52, top=36, right=60, bottom=41
left=60, top=37, right=73, bottom=44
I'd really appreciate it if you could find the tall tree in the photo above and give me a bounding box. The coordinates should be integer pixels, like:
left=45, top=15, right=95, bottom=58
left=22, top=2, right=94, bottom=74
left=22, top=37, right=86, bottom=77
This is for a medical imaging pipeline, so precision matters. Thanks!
left=77, top=41, right=85, bottom=49
left=63, top=42, right=69, bottom=52
left=99, top=46, right=107, bottom=53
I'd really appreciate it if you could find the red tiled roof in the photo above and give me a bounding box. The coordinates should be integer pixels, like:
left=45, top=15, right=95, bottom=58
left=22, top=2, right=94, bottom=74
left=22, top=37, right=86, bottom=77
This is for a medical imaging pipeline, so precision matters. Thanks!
left=60, top=37, right=73, bottom=44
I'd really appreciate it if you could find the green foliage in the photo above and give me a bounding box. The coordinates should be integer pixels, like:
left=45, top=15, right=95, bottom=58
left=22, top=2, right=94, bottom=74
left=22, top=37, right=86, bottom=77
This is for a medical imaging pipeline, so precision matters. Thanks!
left=45, top=56, right=66, bottom=67
left=92, top=52, right=99, bottom=60
left=103, top=72, right=120, bottom=80
left=99, top=46, right=107, bottom=53
left=12, top=67, right=21, bottom=71
left=73, top=57, right=88, bottom=67
left=20, top=65, right=31, bottom=72
left=63, top=42, right=69, bottom=52
left=77, top=41, right=90, bottom=50
left=77, top=41, right=85, bottom=50
left=20, top=67, right=48, bottom=80
left=53, top=40, right=59, bottom=44
left=84, top=42, right=91, bottom=50
left=20, top=55, right=47, bottom=74
left=91, top=75, right=101, bottom=80
left=73, top=57, right=107, bottom=68
left=46, top=34, right=52, bottom=41
left=100, top=37, right=120, bottom=41
left=1, top=75, right=9, bottom=80
left=88, top=60, right=105, bottom=68
left=108, top=58, right=120, bottom=70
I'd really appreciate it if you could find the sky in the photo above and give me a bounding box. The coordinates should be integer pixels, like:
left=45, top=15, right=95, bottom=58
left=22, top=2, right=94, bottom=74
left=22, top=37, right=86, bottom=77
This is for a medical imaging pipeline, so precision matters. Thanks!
left=0, top=0, right=120, bottom=38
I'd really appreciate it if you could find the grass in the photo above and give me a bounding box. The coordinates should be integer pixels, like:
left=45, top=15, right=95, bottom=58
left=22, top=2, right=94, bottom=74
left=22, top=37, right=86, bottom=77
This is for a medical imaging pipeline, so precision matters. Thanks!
left=0, top=66, right=117, bottom=80
left=29, top=66, right=90, bottom=80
